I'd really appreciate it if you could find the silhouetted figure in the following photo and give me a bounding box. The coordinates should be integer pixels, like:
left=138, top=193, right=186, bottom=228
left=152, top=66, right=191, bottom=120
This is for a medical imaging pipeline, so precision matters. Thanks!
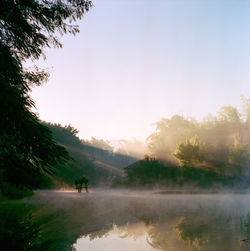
left=75, top=176, right=89, bottom=193
left=75, top=179, right=82, bottom=193
left=81, top=176, right=89, bottom=193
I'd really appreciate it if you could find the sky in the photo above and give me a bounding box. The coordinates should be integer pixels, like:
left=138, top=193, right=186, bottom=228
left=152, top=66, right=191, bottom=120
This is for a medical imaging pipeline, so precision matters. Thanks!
left=31, top=0, right=250, bottom=141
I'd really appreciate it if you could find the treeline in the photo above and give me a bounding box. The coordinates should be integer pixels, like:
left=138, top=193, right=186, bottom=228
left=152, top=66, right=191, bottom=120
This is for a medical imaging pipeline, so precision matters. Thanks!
left=83, top=137, right=146, bottom=159
left=114, top=99, right=250, bottom=188
left=113, top=156, right=248, bottom=189
left=147, top=99, right=250, bottom=176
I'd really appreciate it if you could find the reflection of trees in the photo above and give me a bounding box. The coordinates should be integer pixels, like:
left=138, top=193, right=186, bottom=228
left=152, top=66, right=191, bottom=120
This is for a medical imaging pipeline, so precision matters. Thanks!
left=2, top=192, right=250, bottom=251
left=147, top=221, right=178, bottom=251
left=43, top=195, right=250, bottom=251
left=108, top=213, right=246, bottom=251
left=87, top=228, right=110, bottom=240
left=240, top=212, right=250, bottom=241
left=175, top=216, right=209, bottom=250
left=117, top=222, right=151, bottom=240
left=146, top=214, right=245, bottom=251
left=0, top=203, right=53, bottom=251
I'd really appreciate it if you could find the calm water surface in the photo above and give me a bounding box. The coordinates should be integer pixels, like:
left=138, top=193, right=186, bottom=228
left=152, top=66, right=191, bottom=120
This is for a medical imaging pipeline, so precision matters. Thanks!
left=1, top=189, right=250, bottom=251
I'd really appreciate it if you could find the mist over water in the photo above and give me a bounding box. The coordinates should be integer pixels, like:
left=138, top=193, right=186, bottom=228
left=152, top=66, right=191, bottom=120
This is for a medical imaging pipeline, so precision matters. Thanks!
left=2, top=189, right=250, bottom=251
left=2, top=1, right=250, bottom=251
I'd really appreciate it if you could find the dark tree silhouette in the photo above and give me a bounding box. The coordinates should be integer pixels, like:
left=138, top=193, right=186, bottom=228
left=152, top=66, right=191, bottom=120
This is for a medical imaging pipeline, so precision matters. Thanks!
left=0, top=0, right=92, bottom=192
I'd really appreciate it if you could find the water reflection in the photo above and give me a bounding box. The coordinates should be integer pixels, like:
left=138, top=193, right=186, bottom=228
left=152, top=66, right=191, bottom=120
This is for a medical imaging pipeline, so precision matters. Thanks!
left=1, top=190, right=250, bottom=251
left=75, top=223, right=154, bottom=251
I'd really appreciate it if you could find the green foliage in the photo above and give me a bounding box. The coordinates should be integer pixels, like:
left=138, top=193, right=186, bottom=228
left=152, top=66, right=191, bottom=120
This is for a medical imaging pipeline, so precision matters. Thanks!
left=0, top=82, right=69, bottom=188
left=0, top=203, right=56, bottom=251
left=147, top=115, right=196, bottom=161
left=228, top=143, right=250, bottom=175
left=147, top=102, right=250, bottom=177
left=123, top=103, right=250, bottom=187
left=175, top=216, right=209, bottom=249
left=1, top=0, right=92, bottom=61
left=0, top=0, right=92, bottom=196
left=0, top=182, right=33, bottom=200
left=125, top=155, right=164, bottom=186
left=45, top=123, right=82, bottom=148
left=123, top=154, right=247, bottom=188
left=217, top=106, right=241, bottom=124
left=173, top=136, right=205, bottom=167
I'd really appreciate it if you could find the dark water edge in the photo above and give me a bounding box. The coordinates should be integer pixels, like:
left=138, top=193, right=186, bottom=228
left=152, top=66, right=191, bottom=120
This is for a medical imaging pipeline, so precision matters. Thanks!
left=1, top=189, right=250, bottom=251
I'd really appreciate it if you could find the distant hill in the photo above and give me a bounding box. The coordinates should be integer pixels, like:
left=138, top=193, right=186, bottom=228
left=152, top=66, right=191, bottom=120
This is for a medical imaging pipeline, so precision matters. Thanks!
left=44, top=123, right=138, bottom=187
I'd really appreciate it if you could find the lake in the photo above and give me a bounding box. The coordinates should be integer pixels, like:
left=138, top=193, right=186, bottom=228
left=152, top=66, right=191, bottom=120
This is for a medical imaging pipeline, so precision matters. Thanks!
left=1, top=189, right=250, bottom=251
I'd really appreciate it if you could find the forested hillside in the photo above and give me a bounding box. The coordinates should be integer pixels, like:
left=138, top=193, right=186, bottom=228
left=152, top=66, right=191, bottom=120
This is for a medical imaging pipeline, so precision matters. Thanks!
left=45, top=123, right=137, bottom=187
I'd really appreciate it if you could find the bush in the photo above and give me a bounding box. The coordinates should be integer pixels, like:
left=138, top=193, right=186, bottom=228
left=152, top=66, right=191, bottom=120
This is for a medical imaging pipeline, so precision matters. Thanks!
left=0, top=182, right=33, bottom=200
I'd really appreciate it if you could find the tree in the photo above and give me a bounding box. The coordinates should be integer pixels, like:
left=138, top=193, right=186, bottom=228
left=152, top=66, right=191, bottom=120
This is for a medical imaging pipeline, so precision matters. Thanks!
left=175, top=216, right=210, bottom=249
left=228, top=143, right=250, bottom=176
left=0, top=1, right=92, bottom=191
left=217, top=106, right=241, bottom=124
left=173, top=136, right=204, bottom=167
left=241, top=95, right=250, bottom=123
left=147, top=115, right=196, bottom=161
left=86, top=137, right=114, bottom=152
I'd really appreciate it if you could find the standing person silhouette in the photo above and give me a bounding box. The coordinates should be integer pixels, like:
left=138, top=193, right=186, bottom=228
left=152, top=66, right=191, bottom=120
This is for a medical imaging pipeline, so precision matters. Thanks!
left=75, top=179, right=82, bottom=193
left=81, top=176, right=89, bottom=193
left=75, top=175, right=89, bottom=193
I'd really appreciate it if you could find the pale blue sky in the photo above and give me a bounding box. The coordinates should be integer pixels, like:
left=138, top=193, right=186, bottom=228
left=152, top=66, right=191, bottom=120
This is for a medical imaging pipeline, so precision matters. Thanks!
left=31, top=0, right=250, bottom=141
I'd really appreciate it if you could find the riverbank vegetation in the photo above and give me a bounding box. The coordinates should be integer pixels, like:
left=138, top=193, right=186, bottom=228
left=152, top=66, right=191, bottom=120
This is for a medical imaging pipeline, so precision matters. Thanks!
left=0, top=0, right=92, bottom=199
left=113, top=100, right=250, bottom=189
left=115, top=156, right=250, bottom=189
